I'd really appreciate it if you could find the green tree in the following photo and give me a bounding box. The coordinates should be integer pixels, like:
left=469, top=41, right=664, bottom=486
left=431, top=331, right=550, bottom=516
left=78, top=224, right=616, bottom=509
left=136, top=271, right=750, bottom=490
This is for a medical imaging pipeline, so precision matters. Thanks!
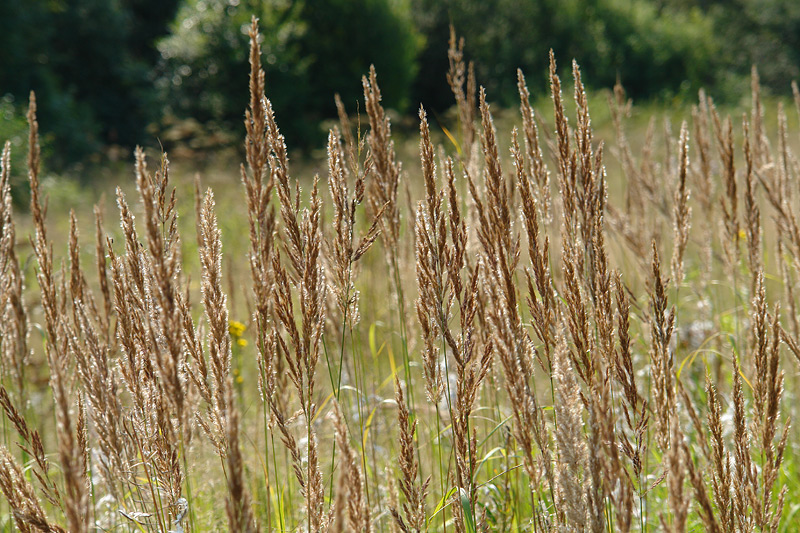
left=709, top=0, right=800, bottom=93
left=653, top=0, right=800, bottom=95
left=297, top=0, right=421, bottom=116
left=157, top=0, right=309, bottom=145
left=0, top=0, right=180, bottom=166
left=410, top=0, right=718, bottom=110
left=157, top=0, right=421, bottom=149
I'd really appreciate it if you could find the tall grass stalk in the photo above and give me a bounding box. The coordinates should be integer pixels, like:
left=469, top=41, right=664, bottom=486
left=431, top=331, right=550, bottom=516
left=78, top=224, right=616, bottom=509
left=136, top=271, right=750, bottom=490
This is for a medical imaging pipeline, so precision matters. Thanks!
left=1, top=19, right=800, bottom=533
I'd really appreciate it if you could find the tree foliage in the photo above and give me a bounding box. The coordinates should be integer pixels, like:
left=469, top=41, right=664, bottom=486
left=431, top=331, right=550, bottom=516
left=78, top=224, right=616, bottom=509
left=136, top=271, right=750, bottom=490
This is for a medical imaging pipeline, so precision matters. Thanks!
left=3, top=0, right=800, bottom=166
left=411, top=0, right=719, bottom=111
left=157, top=0, right=421, bottom=149
left=0, top=0, right=180, bottom=165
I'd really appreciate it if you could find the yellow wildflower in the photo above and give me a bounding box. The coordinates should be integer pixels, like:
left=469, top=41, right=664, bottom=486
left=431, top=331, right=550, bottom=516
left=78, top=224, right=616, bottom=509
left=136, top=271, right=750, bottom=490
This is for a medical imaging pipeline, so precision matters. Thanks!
left=229, top=320, right=246, bottom=337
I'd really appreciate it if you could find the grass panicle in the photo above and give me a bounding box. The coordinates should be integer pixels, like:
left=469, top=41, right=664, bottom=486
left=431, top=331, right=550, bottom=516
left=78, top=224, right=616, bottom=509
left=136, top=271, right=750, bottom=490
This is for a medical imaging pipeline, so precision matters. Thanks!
left=3, top=20, right=800, bottom=533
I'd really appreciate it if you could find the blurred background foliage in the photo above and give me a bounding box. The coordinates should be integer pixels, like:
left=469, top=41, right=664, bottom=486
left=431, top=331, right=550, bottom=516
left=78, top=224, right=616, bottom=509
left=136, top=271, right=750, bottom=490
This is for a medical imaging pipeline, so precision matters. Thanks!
left=0, top=0, right=799, bottom=169
left=0, top=0, right=181, bottom=166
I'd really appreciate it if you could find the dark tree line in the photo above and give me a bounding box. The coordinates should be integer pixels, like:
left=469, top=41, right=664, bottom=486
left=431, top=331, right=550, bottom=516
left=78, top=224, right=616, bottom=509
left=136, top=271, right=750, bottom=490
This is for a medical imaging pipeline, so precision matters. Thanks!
left=0, top=0, right=180, bottom=164
left=1, top=0, right=798, bottom=167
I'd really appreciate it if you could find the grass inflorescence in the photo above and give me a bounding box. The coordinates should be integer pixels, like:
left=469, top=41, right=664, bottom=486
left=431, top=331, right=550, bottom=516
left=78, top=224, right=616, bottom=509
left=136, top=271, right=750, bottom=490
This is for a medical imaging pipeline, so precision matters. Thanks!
left=1, top=18, right=800, bottom=533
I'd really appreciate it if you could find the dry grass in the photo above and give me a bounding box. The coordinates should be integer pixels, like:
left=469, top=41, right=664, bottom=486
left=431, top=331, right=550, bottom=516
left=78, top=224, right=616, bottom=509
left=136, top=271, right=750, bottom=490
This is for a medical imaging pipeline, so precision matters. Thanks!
left=2, top=18, right=800, bottom=533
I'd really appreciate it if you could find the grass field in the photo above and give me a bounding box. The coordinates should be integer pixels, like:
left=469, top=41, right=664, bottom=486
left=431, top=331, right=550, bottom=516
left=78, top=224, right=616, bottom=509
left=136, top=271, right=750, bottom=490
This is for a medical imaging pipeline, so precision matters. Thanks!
left=2, top=20, right=800, bottom=532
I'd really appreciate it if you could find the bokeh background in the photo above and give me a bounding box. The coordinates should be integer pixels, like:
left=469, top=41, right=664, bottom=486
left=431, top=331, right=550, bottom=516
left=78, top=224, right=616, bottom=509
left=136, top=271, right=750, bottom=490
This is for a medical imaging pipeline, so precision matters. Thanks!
left=0, top=0, right=798, bottom=171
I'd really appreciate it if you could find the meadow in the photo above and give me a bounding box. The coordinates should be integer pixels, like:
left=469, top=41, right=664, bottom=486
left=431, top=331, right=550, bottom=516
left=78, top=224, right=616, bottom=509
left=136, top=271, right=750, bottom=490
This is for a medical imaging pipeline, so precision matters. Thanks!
left=2, top=19, right=800, bottom=532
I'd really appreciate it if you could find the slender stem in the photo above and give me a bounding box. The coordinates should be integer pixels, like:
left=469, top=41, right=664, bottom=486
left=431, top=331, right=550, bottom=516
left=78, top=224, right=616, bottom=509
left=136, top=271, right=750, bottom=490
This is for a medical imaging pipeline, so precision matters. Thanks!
left=261, top=399, right=271, bottom=532
left=434, top=404, right=448, bottom=533
left=179, top=428, right=197, bottom=532
left=271, top=431, right=285, bottom=532
left=390, top=253, right=425, bottom=484
left=326, top=263, right=353, bottom=501
left=352, top=327, right=372, bottom=518
left=323, top=334, right=340, bottom=503
left=284, top=441, right=294, bottom=526
left=1, top=377, right=7, bottom=527
left=87, top=436, right=97, bottom=532
left=352, top=323, right=384, bottom=527
left=306, top=394, right=312, bottom=533
left=133, top=421, right=168, bottom=533
left=391, top=254, right=414, bottom=402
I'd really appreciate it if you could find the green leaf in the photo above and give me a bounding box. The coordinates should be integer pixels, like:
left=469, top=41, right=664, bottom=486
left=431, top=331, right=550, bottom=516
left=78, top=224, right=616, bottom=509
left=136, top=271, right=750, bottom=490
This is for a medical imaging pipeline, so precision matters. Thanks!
left=459, top=487, right=477, bottom=533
